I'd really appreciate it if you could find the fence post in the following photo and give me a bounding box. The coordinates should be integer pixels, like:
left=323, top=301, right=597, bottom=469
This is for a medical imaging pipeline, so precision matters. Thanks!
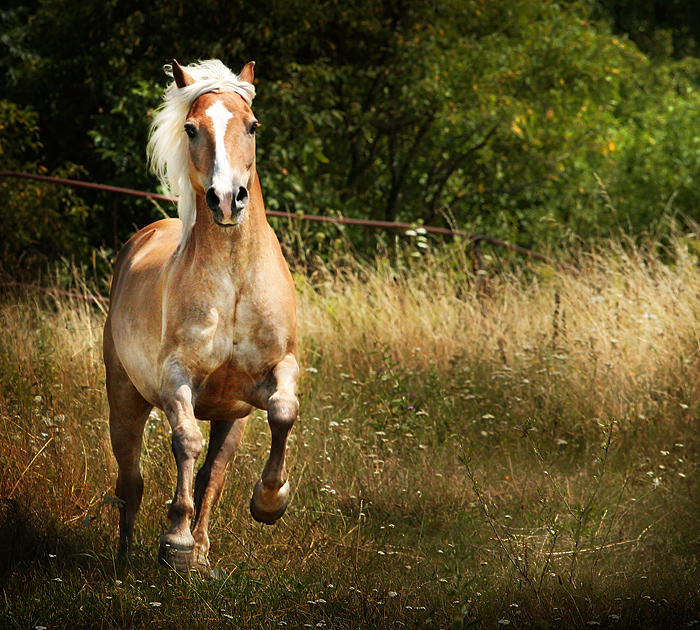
left=113, top=195, right=118, bottom=253
left=471, top=237, right=483, bottom=274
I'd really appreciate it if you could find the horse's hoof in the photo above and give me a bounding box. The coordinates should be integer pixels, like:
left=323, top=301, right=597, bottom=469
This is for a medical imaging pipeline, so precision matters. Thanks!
left=250, top=479, right=290, bottom=524
left=159, top=542, right=193, bottom=571
left=192, top=546, right=210, bottom=571
left=250, top=497, right=288, bottom=524
left=158, top=536, right=210, bottom=572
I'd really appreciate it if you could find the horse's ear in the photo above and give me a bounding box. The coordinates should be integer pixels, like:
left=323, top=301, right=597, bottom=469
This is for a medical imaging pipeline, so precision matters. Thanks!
left=239, top=61, right=255, bottom=84
left=172, top=59, right=195, bottom=89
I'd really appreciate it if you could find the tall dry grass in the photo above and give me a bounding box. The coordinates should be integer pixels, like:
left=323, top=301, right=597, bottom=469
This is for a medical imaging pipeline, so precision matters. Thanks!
left=0, top=276, right=107, bottom=514
left=0, top=236, right=699, bottom=628
left=302, top=238, right=698, bottom=377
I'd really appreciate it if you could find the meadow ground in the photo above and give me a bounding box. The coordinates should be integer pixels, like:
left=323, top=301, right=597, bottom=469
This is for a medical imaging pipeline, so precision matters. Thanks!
left=1, top=237, right=699, bottom=629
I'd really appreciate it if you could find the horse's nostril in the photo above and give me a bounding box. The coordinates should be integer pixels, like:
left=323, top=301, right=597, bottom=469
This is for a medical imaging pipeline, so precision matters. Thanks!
left=206, top=188, right=220, bottom=210
left=235, top=186, right=249, bottom=210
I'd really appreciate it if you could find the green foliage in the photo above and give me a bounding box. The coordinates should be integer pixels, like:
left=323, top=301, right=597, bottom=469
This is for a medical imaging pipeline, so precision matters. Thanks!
left=605, top=59, right=700, bottom=233
left=0, top=100, right=103, bottom=278
left=0, top=100, right=42, bottom=165
left=2, top=0, right=700, bottom=273
left=594, top=0, right=700, bottom=58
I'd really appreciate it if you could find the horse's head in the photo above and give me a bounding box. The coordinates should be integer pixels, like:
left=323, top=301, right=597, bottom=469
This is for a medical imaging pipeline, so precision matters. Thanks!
left=173, top=60, right=258, bottom=227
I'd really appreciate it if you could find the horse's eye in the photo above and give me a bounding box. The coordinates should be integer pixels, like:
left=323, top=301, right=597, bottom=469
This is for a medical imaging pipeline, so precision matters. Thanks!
left=184, top=123, right=197, bottom=139
left=249, top=121, right=260, bottom=135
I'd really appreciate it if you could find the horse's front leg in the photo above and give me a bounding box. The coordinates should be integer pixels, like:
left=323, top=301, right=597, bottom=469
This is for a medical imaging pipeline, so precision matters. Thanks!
left=159, top=381, right=205, bottom=570
left=250, top=354, right=300, bottom=524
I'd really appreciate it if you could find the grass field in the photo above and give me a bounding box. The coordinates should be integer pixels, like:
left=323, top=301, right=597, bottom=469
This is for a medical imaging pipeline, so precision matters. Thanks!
left=1, top=238, right=700, bottom=629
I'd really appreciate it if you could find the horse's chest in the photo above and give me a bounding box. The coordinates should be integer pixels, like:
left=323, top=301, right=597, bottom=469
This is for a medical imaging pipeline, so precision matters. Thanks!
left=197, top=328, right=283, bottom=410
left=162, top=297, right=289, bottom=404
left=209, top=304, right=287, bottom=377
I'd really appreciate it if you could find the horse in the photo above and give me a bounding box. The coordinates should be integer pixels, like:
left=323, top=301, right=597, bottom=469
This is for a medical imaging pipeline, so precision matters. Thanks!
left=103, top=59, right=299, bottom=571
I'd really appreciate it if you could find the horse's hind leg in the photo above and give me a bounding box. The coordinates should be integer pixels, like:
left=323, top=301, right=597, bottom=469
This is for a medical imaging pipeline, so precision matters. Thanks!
left=104, top=326, right=152, bottom=558
left=251, top=354, right=299, bottom=524
left=190, top=416, right=248, bottom=567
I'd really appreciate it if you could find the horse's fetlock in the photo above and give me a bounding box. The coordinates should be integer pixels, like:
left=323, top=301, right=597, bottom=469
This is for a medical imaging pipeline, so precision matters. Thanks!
left=261, top=469, right=287, bottom=491
left=168, top=497, right=195, bottom=522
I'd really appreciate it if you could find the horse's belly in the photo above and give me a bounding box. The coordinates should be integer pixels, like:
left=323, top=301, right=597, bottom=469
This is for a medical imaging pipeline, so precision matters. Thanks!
left=196, top=356, right=266, bottom=415
left=193, top=396, right=254, bottom=421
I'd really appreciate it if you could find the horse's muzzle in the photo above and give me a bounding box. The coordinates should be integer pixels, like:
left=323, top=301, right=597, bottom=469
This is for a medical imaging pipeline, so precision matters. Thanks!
left=206, top=186, right=249, bottom=226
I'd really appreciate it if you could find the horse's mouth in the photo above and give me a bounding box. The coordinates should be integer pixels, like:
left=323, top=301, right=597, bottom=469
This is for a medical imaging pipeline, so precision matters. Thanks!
left=211, top=208, right=244, bottom=227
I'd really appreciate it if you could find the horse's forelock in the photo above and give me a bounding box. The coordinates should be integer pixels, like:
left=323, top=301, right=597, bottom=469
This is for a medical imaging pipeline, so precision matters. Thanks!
left=164, top=60, right=255, bottom=107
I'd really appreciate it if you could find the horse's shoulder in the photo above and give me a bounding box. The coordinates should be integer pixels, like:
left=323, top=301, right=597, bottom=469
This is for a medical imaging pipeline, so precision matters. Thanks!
left=110, top=219, right=181, bottom=304
left=132, top=218, right=181, bottom=251
left=116, top=219, right=179, bottom=266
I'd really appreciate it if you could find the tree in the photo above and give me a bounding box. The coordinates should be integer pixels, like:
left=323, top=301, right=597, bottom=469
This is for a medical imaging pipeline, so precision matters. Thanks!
left=0, top=101, right=100, bottom=276
left=3, top=0, right=700, bottom=270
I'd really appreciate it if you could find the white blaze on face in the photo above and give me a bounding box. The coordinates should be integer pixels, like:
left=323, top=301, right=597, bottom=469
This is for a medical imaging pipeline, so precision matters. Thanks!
left=206, top=100, right=234, bottom=209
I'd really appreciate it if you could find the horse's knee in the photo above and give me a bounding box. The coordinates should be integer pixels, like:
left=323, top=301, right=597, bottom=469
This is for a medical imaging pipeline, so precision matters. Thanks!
left=171, top=423, right=204, bottom=461
left=116, top=470, right=144, bottom=499
left=268, top=391, right=299, bottom=428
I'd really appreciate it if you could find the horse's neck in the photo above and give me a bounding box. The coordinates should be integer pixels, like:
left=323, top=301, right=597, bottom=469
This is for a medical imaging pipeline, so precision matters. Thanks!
left=180, top=185, right=267, bottom=280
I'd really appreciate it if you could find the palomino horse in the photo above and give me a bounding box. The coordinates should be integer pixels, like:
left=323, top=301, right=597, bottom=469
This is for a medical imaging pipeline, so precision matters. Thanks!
left=103, top=59, right=299, bottom=571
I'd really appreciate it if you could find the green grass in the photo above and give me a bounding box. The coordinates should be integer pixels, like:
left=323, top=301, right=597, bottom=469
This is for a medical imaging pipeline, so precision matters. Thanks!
left=1, top=239, right=700, bottom=628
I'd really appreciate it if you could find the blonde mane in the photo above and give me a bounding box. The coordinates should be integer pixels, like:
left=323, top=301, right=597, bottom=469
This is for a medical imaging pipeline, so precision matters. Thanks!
left=147, top=59, right=256, bottom=243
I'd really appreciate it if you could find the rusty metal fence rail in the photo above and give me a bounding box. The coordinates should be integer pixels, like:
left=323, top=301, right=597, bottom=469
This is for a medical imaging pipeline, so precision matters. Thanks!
left=0, top=170, right=560, bottom=268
